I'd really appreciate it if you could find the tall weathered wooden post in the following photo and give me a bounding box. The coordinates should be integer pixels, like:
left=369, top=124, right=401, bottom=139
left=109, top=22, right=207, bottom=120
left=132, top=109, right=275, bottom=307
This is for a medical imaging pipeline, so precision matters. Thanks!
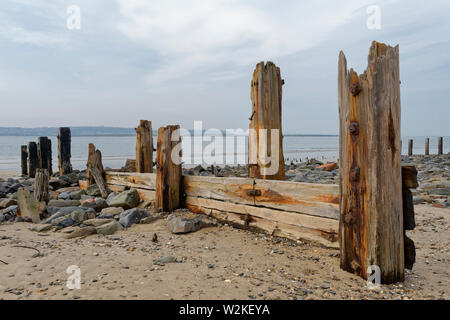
left=425, top=138, right=430, bottom=156
left=338, top=41, right=404, bottom=284
left=408, top=139, right=413, bottom=156
left=136, top=120, right=154, bottom=173
left=86, top=143, right=105, bottom=186
left=21, top=145, right=28, bottom=176
left=37, top=137, right=52, bottom=176
left=438, top=137, right=443, bottom=155
left=58, top=127, right=72, bottom=175
left=248, top=61, right=285, bottom=181
left=27, top=142, right=38, bottom=178
left=155, top=125, right=182, bottom=212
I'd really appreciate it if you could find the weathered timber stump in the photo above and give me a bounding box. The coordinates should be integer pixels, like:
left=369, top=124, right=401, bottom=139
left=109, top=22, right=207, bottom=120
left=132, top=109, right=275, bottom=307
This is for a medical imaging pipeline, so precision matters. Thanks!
left=34, top=169, right=49, bottom=202
left=136, top=120, right=153, bottom=173
left=248, top=61, right=285, bottom=180
left=37, top=137, right=52, bottom=175
left=425, top=138, right=430, bottom=156
left=408, top=139, right=413, bottom=156
left=155, top=125, right=182, bottom=212
left=402, top=165, right=417, bottom=270
left=90, top=166, right=109, bottom=198
left=86, top=144, right=105, bottom=186
left=438, top=137, right=443, bottom=155
left=58, top=127, right=72, bottom=175
left=21, top=145, right=28, bottom=176
left=338, top=41, right=404, bottom=283
left=27, top=142, right=38, bottom=178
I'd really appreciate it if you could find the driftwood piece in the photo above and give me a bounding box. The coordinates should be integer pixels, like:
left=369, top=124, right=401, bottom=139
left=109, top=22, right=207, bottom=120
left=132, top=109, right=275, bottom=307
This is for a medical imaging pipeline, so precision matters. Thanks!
left=338, top=41, right=404, bottom=283
left=136, top=120, right=153, bottom=173
left=249, top=61, right=285, bottom=181
left=155, top=125, right=182, bottom=212
left=58, top=127, right=72, bottom=175
left=34, top=169, right=49, bottom=202
left=27, top=142, right=38, bottom=178
left=86, top=144, right=104, bottom=186
left=90, top=167, right=109, bottom=198
left=21, top=145, right=28, bottom=176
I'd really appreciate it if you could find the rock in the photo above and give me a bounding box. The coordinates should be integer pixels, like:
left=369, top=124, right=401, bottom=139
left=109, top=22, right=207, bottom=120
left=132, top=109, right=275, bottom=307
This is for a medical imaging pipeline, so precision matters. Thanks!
left=429, top=188, right=450, bottom=196
left=17, top=188, right=43, bottom=223
left=51, top=215, right=76, bottom=228
left=70, top=189, right=86, bottom=200
left=96, top=213, right=114, bottom=219
left=86, top=184, right=102, bottom=197
left=95, top=220, right=123, bottom=235
left=83, top=218, right=114, bottom=227
left=154, top=256, right=177, bottom=265
left=70, top=209, right=95, bottom=224
left=49, top=179, right=70, bottom=190
left=59, top=173, right=81, bottom=185
left=0, top=198, right=18, bottom=209
left=106, top=192, right=116, bottom=201
left=119, top=208, right=150, bottom=228
left=100, top=207, right=124, bottom=215
left=48, top=200, right=81, bottom=208
left=80, top=198, right=108, bottom=212
left=58, top=192, right=71, bottom=200
left=167, top=214, right=216, bottom=234
left=43, top=207, right=95, bottom=224
left=65, top=227, right=97, bottom=239
left=107, top=190, right=140, bottom=209
left=316, top=162, right=339, bottom=171
left=29, top=224, right=53, bottom=232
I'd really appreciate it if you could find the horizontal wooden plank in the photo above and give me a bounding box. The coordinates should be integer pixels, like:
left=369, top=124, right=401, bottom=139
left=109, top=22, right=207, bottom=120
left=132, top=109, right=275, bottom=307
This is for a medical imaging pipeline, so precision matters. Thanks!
left=253, top=179, right=339, bottom=219
left=186, top=196, right=338, bottom=248
left=183, top=175, right=255, bottom=206
left=105, top=172, right=156, bottom=190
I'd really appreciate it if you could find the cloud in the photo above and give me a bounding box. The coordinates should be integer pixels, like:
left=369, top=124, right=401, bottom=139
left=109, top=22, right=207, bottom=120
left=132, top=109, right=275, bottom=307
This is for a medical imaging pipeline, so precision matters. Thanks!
left=117, top=0, right=374, bottom=84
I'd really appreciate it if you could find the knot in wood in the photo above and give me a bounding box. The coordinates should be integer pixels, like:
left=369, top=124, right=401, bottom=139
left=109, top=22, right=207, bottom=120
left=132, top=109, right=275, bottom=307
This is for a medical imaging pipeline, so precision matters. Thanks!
left=344, top=211, right=354, bottom=225
left=350, top=166, right=360, bottom=182
left=350, top=83, right=361, bottom=96
left=349, top=122, right=359, bottom=136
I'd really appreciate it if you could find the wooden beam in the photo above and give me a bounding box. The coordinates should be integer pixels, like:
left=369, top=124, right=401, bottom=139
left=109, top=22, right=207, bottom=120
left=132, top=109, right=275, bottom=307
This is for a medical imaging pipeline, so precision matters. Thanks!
left=136, top=120, right=154, bottom=173
left=37, top=137, right=52, bottom=176
left=27, top=142, right=38, bottom=178
left=249, top=61, right=285, bottom=180
left=58, top=127, right=72, bottom=175
left=155, top=125, right=182, bottom=212
left=338, top=41, right=404, bottom=283
left=105, top=172, right=156, bottom=190
left=21, top=145, right=28, bottom=176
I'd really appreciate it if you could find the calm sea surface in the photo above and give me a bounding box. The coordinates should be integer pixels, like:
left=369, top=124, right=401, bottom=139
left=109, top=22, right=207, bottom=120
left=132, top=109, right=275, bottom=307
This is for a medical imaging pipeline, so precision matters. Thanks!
left=0, top=135, right=447, bottom=172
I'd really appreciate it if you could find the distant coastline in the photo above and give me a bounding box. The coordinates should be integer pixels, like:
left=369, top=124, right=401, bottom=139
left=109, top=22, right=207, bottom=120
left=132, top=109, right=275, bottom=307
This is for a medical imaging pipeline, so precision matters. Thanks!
left=0, top=126, right=338, bottom=137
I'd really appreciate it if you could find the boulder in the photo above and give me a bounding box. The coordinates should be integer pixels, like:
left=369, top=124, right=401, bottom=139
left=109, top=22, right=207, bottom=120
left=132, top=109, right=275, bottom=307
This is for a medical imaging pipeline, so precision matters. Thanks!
left=48, top=199, right=81, bottom=208
left=86, top=184, right=101, bottom=197
left=100, top=207, right=124, bottom=216
left=167, top=214, right=216, bottom=234
left=119, top=208, right=150, bottom=228
left=0, top=198, right=18, bottom=209
left=58, top=192, right=71, bottom=200
left=71, top=209, right=95, bottom=224
left=80, top=198, right=108, bottom=212
left=65, top=226, right=97, bottom=239
left=95, top=221, right=123, bottom=235
left=43, top=207, right=95, bottom=224
left=107, top=190, right=140, bottom=209
left=83, top=218, right=114, bottom=227
left=70, top=189, right=86, bottom=200
left=49, top=179, right=70, bottom=190
left=29, top=224, right=53, bottom=232
left=17, top=188, right=43, bottom=223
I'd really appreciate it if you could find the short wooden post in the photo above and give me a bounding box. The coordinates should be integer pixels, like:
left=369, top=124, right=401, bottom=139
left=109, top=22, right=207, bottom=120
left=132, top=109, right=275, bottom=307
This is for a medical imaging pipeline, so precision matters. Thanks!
left=338, top=41, right=404, bottom=283
left=155, top=125, right=182, bottom=212
left=86, top=144, right=104, bottom=186
left=58, top=127, right=72, bottom=175
left=438, top=137, right=443, bottom=155
left=89, top=166, right=109, bottom=198
left=34, top=169, right=49, bottom=202
left=37, top=137, right=52, bottom=176
left=408, top=139, right=413, bottom=156
left=402, top=165, right=417, bottom=270
left=248, top=61, right=285, bottom=181
left=21, top=145, right=28, bottom=176
left=425, top=138, right=430, bottom=156
left=136, top=120, right=154, bottom=173
left=27, top=142, right=38, bottom=178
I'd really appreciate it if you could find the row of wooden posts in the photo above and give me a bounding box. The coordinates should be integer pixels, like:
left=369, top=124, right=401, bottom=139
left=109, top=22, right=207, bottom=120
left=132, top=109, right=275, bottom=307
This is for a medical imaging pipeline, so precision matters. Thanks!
left=19, top=41, right=438, bottom=285
left=407, top=137, right=444, bottom=156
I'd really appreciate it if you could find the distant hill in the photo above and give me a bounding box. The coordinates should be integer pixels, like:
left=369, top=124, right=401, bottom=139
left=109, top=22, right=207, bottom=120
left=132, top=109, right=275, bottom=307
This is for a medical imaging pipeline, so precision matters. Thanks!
left=0, top=126, right=136, bottom=137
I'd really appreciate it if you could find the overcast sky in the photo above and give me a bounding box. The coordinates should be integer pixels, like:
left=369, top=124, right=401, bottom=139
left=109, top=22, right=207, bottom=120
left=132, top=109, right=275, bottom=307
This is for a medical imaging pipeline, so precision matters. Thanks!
left=0, top=0, right=449, bottom=135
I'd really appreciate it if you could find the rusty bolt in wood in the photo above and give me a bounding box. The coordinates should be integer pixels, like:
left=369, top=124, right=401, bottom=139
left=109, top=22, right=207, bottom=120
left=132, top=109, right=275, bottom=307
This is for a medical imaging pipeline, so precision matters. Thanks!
left=350, top=83, right=362, bottom=96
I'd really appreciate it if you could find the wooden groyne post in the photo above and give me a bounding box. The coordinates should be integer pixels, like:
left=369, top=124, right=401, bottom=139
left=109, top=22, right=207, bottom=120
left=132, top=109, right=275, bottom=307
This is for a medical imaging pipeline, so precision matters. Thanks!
left=408, top=139, right=413, bottom=156
left=37, top=137, right=52, bottom=176
left=425, top=138, right=430, bottom=156
left=21, top=145, right=28, bottom=176
left=401, top=165, right=417, bottom=270
left=438, top=137, right=443, bottom=155
left=248, top=61, right=285, bottom=181
left=338, top=41, right=404, bottom=283
left=34, top=169, right=49, bottom=202
left=86, top=143, right=105, bottom=186
left=136, top=120, right=154, bottom=173
left=27, top=142, right=38, bottom=178
left=58, top=127, right=72, bottom=175
left=155, top=125, right=182, bottom=212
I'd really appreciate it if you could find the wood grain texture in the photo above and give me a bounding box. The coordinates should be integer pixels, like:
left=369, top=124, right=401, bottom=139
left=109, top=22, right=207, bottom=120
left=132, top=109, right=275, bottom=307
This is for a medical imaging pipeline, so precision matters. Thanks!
left=155, top=125, right=182, bottom=212
left=86, top=144, right=104, bottom=186
left=90, top=167, right=109, bottom=198
left=338, top=41, right=404, bottom=283
left=105, top=172, right=156, bottom=190
left=34, top=169, right=49, bottom=202
left=249, top=61, right=285, bottom=180
left=136, top=120, right=154, bottom=173
left=58, top=127, right=72, bottom=175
